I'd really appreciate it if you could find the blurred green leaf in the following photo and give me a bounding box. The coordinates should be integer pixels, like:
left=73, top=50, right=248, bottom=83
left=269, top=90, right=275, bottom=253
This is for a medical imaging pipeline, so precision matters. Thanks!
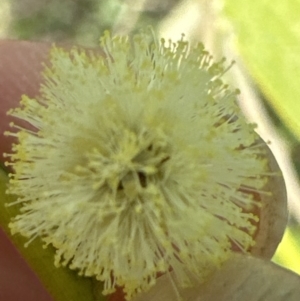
left=224, top=0, right=300, bottom=140
left=0, top=169, right=103, bottom=301
left=273, top=226, right=300, bottom=274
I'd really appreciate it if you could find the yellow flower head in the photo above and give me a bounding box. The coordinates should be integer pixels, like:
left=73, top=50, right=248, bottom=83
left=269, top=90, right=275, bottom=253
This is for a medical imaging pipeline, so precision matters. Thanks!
left=5, top=29, right=269, bottom=299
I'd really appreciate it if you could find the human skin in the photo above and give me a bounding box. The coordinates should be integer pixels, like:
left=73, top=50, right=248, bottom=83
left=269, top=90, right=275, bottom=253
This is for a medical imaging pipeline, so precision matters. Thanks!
left=0, top=40, right=54, bottom=300
left=0, top=40, right=127, bottom=301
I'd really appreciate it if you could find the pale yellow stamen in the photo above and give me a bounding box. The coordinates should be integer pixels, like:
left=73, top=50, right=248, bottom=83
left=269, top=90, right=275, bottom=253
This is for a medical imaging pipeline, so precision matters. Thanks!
left=5, top=29, right=269, bottom=299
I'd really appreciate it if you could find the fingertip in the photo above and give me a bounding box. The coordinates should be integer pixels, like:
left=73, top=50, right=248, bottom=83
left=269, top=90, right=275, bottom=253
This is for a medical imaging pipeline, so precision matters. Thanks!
left=0, top=40, right=51, bottom=160
left=0, top=229, right=54, bottom=301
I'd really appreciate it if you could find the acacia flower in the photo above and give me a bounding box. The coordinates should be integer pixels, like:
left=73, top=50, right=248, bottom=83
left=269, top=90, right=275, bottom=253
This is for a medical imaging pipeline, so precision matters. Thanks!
left=4, top=29, right=273, bottom=300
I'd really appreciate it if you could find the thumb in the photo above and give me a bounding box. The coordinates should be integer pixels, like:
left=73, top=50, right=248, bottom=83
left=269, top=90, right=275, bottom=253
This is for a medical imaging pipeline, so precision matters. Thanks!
left=0, top=40, right=50, bottom=159
left=0, top=40, right=53, bottom=301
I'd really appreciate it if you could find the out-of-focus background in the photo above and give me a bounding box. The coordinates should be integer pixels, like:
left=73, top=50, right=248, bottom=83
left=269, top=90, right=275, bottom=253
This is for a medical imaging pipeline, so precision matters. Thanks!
left=1, top=0, right=300, bottom=273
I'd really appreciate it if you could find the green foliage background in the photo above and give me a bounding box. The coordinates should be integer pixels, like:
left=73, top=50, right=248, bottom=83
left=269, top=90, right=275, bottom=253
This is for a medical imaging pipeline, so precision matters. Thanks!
left=223, top=0, right=300, bottom=273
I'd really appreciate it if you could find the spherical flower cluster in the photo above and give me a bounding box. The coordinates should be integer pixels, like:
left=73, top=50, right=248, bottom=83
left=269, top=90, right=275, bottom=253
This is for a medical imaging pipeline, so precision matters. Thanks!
left=5, top=29, right=270, bottom=299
